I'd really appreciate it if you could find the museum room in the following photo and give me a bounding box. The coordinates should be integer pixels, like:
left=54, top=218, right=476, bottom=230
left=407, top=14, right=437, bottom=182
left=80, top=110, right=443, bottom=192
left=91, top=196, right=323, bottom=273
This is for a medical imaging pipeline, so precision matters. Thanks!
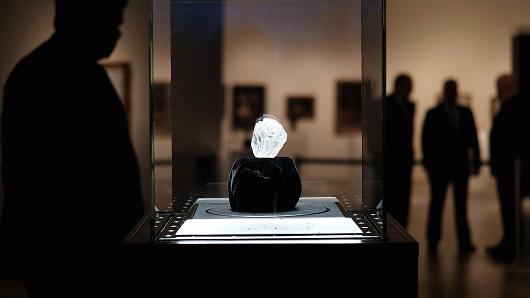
left=0, top=0, right=529, bottom=296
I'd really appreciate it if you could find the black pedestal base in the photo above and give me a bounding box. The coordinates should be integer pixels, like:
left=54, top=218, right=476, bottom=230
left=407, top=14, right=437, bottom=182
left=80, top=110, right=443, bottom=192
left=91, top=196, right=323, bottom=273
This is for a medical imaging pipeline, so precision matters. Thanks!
left=228, top=157, right=302, bottom=212
left=121, top=214, right=418, bottom=296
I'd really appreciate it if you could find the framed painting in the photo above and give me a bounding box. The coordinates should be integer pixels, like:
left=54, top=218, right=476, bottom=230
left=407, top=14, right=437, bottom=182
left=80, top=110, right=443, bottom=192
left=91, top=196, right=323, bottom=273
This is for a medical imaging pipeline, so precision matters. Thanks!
left=152, top=81, right=171, bottom=135
left=287, top=96, right=314, bottom=129
left=232, top=85, right=265, bottom=130
left=336, top=81, right=362, bottom=134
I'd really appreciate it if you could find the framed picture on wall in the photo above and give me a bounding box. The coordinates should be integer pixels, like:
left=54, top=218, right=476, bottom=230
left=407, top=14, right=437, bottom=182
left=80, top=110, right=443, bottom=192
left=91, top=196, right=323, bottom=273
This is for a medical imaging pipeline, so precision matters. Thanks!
left=336, top=81, right=362, bottom=134
left=102, top=62, right=131, bottom=122
left=152, top=81, right=171, bottom=135
left=436, top=93, right=473, bottom=107
left=233, top=85, right=265, bottom=130
left=458, top=93, right=472, bottom=107
left=287, top=96, right=314, bottom=129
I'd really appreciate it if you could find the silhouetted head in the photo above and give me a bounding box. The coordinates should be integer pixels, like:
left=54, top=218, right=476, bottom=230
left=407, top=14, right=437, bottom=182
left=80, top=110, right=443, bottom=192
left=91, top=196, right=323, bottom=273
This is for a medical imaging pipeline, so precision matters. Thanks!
left=394, top=74, right=413, bottom=100
left=54, top=0, right=128, bottom=61
left=496, top=74, right=515, bottom=103
left=443, top=79, right=458, bottom=105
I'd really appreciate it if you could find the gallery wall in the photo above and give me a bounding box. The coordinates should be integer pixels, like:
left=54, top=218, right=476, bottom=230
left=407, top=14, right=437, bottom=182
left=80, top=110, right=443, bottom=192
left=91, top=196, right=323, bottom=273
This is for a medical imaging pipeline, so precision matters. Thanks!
left=2, top=0, right=530, bottom=210
left=0, top=0, right=150, bottom=211
left=387, top=0, right=530, bottom=160
left=221, top=1, right=363, bottom=180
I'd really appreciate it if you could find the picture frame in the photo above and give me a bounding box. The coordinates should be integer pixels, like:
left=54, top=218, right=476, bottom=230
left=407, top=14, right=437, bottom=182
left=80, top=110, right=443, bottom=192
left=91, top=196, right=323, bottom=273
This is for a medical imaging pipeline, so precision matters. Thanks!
left=436, top=93, right=473, bottom=107
left=102, top=62, right=131, bottom=123
left=152, top=81, right=171, bottom=135
left=458, top=93, right=472, bottom=107
left=336, top=81, right=362, bottom=134
left=232, top=85, right=265, bottom=130
left=287, top=96, right=314, bottom=129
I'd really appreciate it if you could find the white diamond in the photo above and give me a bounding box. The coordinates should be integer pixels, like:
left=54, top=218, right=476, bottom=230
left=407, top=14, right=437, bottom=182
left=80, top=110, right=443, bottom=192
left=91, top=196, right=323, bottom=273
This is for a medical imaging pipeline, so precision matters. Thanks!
left=251, top=115, right=287, bottom=158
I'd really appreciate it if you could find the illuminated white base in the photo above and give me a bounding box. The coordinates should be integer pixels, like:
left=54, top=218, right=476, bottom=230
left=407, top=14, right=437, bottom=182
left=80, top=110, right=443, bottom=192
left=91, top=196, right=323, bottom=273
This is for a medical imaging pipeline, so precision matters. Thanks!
left=176, top=217, right=362, bottom=236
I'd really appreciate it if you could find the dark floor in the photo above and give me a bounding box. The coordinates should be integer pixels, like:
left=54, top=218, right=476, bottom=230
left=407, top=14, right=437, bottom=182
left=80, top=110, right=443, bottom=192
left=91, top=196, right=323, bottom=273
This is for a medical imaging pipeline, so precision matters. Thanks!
left=2, top=166, right=530, bottom=297
left=408, top=166, right=530, bottom=298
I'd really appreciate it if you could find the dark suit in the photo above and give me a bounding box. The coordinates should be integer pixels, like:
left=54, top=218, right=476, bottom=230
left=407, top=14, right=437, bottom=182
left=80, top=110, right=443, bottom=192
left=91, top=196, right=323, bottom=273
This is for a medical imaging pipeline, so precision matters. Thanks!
left=490, top=94, right=530, bottom=256
left=384, top=94, right=415, bottom=227
left=422, top=103, right=480, bottom=249
left=0, top=34, right=144, bottom=293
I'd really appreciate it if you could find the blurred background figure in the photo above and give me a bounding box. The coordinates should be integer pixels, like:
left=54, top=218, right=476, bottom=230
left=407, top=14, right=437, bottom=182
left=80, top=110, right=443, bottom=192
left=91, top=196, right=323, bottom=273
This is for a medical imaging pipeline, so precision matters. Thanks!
left=422, top=79, right=481, bottom=255
left=488, top=73, right=525, bottom=263
left=384, top=74, right=415, bottom=228
left=496, top=74, right=516, bottom=104
left=0, top=0, right=143, bottom=295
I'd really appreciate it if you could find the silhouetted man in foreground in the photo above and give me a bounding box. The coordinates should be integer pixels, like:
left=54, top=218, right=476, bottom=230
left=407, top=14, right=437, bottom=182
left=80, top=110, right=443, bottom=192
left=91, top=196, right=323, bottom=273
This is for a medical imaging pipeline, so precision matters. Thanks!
left=1, top=0, right=143, bottom=295
left=422, top=79, right=480, bottom=255
left=384, top=74, right=415, bottom=228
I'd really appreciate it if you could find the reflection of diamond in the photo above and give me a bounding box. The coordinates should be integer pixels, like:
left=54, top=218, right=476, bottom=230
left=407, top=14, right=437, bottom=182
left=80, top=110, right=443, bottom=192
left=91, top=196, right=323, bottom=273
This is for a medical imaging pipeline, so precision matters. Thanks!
left=251, top=115, right=287, bottom=158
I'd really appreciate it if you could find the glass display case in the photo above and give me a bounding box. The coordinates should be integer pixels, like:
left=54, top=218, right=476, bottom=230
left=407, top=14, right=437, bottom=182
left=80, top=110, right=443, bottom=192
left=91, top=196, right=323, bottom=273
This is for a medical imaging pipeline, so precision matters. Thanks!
left=123, top=0, right=417, bottom=294
left=148, top=0, right=387, bottom=244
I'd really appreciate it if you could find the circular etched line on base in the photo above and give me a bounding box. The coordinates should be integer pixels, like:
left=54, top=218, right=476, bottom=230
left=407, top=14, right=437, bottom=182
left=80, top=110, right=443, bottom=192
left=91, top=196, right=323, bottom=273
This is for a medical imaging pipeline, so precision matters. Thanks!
left=206, top=205, right=329, bottom=218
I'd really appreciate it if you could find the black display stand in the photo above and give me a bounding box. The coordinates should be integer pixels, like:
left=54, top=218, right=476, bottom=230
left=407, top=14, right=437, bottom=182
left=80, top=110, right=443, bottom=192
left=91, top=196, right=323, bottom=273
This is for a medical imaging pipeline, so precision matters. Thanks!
left=120, top=213, right=418, bottom=296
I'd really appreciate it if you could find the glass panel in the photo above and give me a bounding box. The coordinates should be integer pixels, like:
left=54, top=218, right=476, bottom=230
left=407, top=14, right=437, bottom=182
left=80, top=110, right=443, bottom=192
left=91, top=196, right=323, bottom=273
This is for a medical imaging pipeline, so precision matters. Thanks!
left=361, top=0, right=385, bottom=235
left=152, top=0, right=172, bottom=213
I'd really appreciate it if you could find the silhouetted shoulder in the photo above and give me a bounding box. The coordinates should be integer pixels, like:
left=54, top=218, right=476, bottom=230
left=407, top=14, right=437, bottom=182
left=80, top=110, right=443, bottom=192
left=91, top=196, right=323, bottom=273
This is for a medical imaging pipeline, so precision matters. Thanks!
left=386, top=94, right=397, bottom=102
left=385, top=94, right=398, bottom=108
left=501, top=95, right=523, bottom=114
left=4, top=40, right=61, bottom=101
left=8, top=40, right=56, bottom=77
left=426, top=105, right=441, bottom=116
left=4, top=51, right=37, bottom=95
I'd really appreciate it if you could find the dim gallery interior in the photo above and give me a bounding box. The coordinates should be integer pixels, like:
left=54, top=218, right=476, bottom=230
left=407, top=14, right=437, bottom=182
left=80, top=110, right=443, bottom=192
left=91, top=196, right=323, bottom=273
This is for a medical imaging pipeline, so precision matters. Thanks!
left=0, top=0, right=530, bottom=297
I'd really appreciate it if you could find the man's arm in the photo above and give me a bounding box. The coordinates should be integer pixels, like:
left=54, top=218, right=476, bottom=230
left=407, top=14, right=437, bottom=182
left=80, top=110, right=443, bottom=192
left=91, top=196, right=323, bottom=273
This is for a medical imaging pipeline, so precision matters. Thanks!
left=421, top=110, right=434, bottom=173
left=467, top=108, right=481, bottom=175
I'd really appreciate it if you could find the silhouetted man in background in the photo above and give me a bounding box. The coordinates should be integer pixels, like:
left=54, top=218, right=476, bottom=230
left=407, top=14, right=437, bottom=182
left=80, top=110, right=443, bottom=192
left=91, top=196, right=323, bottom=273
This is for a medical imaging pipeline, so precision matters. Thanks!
left=0, top=0, right=143, bottom=295
left=422, top=79, right=480, bottom=255
left=384, top=74, right=415, bottom=228
left=488, top=72, right=529, bottom=263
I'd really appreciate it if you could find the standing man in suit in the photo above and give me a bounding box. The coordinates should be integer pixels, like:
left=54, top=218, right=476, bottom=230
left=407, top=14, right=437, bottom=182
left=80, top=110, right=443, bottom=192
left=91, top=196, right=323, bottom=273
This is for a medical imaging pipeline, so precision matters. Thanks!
left=488, top=72, right=530, bottom=263
left=385, top=74, right=415, bottom=228
left=488, top=74, right=518, bottom=262
left=422, top=79, right=481, bottom=255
